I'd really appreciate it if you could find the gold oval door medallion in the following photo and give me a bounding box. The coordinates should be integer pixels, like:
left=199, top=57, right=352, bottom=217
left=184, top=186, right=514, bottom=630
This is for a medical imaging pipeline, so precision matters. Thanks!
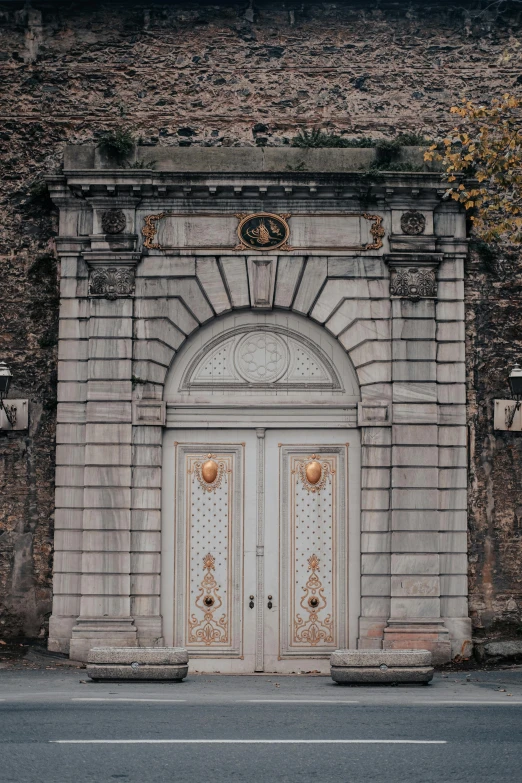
left=235, top=212, right=291, bottom=251
left=201, top=458, right=218, bottom=484
left=305, top=460, right=322, bottom=485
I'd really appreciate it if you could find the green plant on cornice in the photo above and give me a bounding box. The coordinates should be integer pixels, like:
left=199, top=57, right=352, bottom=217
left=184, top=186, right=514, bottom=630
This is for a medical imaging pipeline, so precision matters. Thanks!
left=97, top=128, right=135, bottom=164
left=291, top=129, right=374, bottom=148
left=126, top=159, right=157, bottom=170
left=291, top=129, right=430, bottom=149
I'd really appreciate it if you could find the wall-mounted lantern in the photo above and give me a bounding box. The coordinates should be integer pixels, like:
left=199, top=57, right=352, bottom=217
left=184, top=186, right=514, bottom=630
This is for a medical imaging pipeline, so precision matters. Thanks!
left=0, top=361, right=17, bottom=428
left=494, top=364, right=522, bottom=431
left=509, top=364, right=522, bottom=400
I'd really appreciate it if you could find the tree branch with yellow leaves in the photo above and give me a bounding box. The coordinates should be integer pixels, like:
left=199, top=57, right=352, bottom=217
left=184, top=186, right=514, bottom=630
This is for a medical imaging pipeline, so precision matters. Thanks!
left=424, top=94, right=522, bottom=244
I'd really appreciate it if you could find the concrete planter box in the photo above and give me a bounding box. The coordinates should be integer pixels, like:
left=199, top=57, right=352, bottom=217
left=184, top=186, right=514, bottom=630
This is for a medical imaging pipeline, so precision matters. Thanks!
left=87, top=647, right=189, bottom=681
left=331, top=649, right=433, bottom=684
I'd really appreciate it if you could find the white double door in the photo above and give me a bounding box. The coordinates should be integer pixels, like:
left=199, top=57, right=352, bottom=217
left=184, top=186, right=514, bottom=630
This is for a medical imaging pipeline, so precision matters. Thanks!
left=166, top=428, right=359, bottom=673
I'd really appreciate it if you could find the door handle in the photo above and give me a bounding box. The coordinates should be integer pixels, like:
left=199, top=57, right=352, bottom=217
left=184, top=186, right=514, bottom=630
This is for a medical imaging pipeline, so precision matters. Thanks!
left=267, top=595, right=273, bottom=609
left=249, top=595, right=255, bottom=609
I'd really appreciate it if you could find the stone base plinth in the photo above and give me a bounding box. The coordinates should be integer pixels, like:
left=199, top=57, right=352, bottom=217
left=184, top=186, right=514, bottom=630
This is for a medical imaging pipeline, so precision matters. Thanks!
left=383, top=618, right=451, bottom=665
left=69, top=617, right=138, bottom=662
left=330, top=649, right=433, bottom=684
left=87, top=646, right=189, bottom=681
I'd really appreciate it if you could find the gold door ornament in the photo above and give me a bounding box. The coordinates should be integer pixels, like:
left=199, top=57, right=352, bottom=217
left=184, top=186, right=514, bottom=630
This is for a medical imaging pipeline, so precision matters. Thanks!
left=294, top=454, right=334, bottom=493
left=294, top=554, right=333, bottom=646
left=189, top=553, right=228, bottom=645
left=191, top=453, right=230, bottom=492
left=235, top=212, right=292, bottom=251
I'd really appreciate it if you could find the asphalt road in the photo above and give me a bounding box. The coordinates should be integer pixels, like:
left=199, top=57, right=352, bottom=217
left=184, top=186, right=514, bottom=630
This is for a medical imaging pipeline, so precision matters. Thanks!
left=1, top=667, right=522, bottom=783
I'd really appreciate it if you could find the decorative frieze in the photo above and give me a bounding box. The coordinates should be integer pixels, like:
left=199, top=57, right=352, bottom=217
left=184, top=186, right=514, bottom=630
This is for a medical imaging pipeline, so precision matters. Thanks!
left=89, top=266, right=135, bottom=299
left=389, top=265, right=436, bottom=299
left=84, top=250, right=141, bottom=300
left=384, top=253, right=443, bottom=301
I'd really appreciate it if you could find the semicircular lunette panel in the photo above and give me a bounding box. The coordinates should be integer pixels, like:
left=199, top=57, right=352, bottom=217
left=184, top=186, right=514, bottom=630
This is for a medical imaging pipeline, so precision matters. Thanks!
left=181, top=325, right=343, bottom=392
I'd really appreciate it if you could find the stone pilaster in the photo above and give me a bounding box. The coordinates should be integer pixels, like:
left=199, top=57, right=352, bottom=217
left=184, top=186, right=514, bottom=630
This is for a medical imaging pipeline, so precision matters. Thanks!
left=383, top=252, right=452, bottom=664
left=69, top=250, right=140, bottom=661
left=48, top=239, right=89, bottom=654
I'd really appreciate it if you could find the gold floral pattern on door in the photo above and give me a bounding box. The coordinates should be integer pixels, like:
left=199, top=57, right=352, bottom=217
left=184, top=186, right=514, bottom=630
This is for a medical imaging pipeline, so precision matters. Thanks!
left=294, top=554, right=333, bottom=646
left=189, top=553, right=229, bottom=645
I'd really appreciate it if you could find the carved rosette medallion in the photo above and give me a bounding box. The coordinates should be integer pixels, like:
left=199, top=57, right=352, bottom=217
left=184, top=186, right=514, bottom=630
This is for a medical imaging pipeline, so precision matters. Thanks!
left=235, top=212, right=291, bottom=251
left=189, top=553, right=228, bottom=645
left=400, top=210, right=426, bottom=235
left=294, top=554, right=333, bottom=646
left=101, top=208, right=126, bottom=234
left=191, top=453, right=230, bottom=492
left=389, top=265, right=437, bottom=300
left=234, top=332, right=289, bottom=383
left=89, top=266, right=135, bottom=299
left=294, top=454, right=334, bottom=493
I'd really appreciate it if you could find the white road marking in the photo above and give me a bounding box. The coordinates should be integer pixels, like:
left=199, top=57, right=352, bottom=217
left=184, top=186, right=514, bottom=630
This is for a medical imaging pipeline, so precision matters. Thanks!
left=239, top=700, right=359, bottom=704
left=70, top=698, right=186, bottom=703
left=51, top=739, right=446, bottom=745
left=410, top=701, right=522, bottom=706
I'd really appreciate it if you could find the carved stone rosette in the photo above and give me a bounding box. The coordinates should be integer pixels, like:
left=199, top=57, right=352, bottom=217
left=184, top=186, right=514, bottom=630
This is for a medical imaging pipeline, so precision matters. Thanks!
left=400, top=210, right=426, bottom=235
left=89, top=266, right=135, bottom=299
left=101, top=208, right=126, bottom=234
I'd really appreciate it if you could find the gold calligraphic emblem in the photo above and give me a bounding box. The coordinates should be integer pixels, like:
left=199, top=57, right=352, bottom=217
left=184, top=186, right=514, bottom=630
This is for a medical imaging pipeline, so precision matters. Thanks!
left=235, top=212, right=291, bottom=251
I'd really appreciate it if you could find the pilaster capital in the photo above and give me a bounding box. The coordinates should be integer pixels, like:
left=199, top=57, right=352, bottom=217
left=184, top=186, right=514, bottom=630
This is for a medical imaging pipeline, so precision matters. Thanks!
left=83, top=250, right=141, bottom=300
left=384, top=253, right=443, bottom=301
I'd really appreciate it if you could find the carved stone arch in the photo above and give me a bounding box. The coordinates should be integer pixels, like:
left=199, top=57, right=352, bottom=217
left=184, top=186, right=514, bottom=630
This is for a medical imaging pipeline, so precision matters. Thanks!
left=162, top=311, right=360, bottom=407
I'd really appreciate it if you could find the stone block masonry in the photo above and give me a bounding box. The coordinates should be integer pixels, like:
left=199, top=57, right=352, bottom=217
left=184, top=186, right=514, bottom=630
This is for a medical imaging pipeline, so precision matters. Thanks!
left=1, top=0, right=522, bottom=644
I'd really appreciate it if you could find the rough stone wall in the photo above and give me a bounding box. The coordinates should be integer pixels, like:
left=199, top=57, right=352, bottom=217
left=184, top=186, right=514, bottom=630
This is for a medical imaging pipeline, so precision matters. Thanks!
left=1, top=0, right=522, bottom=639
left=466, top=247, right=522, bottom=635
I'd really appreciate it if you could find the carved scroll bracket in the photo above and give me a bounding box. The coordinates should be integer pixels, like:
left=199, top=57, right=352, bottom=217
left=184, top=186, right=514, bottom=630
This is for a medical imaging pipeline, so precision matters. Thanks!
left=384, top=253, right=443, bottom=301
left=84, top=251, right=141, bottom=300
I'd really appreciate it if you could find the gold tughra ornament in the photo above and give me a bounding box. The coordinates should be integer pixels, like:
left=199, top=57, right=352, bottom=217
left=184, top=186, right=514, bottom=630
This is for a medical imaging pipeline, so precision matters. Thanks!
left=235, top=212, right=291, bottom=251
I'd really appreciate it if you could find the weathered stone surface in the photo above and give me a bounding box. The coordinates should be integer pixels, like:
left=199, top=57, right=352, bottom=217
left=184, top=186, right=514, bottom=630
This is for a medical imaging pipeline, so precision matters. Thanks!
left=331, top=666, right=434, bottom=684
left=475, top=640, right=522, bottom=663
left=88, top=646, right=188, bottom=665
left=87, top=664, right=189, bottom=681
left=1, top=0, right=522, bottom=649
left=87, top=646, right=189, bottom=680
left=331, top=649, right=432, bottom=667
left=331, top=648, right=433, bottom=683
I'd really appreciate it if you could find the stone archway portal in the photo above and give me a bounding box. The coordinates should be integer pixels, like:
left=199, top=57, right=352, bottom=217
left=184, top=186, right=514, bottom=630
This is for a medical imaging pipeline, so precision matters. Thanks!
left=162, top=313, right=361, bottom=673
left=47, top=151, right=470, bottom=666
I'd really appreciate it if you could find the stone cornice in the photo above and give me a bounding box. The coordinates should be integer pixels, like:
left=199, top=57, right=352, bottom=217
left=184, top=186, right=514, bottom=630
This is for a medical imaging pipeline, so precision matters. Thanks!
left=46, top=171, right=453, bottom=206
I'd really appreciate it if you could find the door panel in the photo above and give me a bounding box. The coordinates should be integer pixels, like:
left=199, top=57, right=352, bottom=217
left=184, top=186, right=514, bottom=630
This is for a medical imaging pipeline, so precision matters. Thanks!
left=264, top=431, right=352, bottom=673
left=172, top=433, right=257, bottom=670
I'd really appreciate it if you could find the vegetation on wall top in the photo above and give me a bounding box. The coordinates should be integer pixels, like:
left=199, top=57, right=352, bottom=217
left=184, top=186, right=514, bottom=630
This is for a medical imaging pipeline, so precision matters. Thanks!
left=425, top=94, right=522, bottom=245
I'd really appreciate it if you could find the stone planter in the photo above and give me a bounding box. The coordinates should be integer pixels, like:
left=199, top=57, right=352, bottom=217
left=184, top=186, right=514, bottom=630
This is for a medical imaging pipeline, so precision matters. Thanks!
left=330, top=649, right=433, bottom=684
left=87, top=647, right=189, bottom=681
